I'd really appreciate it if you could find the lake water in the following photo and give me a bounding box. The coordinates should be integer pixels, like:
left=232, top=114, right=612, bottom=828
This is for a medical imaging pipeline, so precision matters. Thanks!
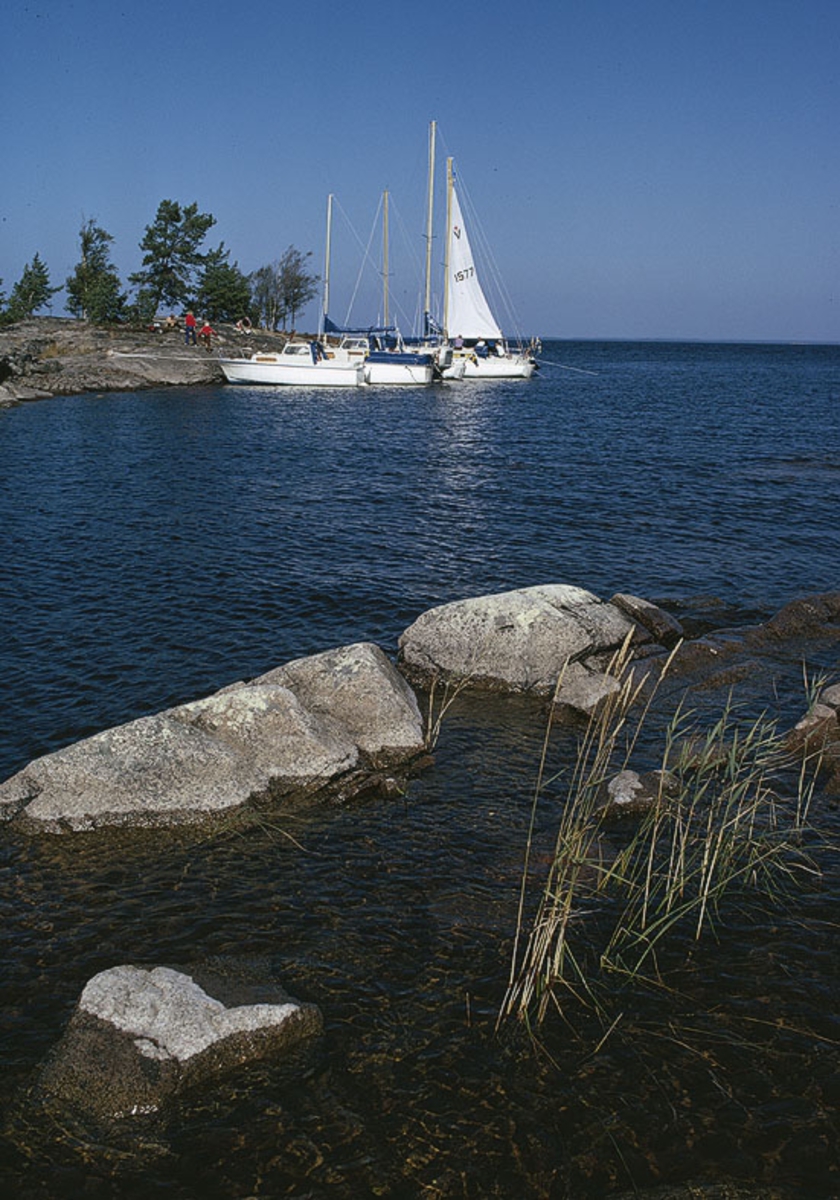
left=1, top=340, right=839, bottom=1196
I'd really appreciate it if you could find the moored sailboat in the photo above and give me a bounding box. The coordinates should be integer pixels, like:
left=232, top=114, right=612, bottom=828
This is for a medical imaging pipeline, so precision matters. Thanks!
left=443, top=157, right=536, bottom=380
left=320, top=192, right=435, bottom=385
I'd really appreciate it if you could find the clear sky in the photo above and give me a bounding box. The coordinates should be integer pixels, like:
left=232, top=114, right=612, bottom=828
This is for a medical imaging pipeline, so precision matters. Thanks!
left=2, top=0, right=837, bottom=342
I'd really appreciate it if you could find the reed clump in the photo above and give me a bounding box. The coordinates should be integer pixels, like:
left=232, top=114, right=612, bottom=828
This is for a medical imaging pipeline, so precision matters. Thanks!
left=499, top=638, right=825, bottom=1028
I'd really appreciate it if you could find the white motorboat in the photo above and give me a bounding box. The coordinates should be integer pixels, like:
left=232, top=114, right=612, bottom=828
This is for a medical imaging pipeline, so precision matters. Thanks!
left=219, top=341, right=364, bottom=387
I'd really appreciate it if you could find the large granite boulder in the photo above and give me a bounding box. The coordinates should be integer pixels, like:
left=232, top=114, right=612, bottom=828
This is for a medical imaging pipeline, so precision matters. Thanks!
left=398, top=584, right=642, bottom=704
left=34, top=964, right=322, bottom=1120
left=0, top=642, right=425, bottom=832
left=251, top=641, right=424, bottom=766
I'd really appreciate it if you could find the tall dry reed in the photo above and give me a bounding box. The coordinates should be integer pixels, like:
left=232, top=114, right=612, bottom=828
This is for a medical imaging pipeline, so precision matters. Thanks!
left=499, top=640, right=825, bottom=1028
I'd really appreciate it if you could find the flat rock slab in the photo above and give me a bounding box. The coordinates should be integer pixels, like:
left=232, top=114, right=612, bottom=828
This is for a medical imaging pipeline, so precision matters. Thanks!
left=398, top=584, right=638, bottom=696
left=35, top=965, right=322, bottom=1120
left=0, top=642, right=425, bottom=832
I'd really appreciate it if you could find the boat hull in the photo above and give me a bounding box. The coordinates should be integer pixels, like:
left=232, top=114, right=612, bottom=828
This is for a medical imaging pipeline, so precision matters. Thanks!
left=364, top=360, right=435, bottom=385
left=219, top=355, right=364, bottom=387
left=459, top=354, right=535, bottom=380
left=329, top=340, right=435, bottom=385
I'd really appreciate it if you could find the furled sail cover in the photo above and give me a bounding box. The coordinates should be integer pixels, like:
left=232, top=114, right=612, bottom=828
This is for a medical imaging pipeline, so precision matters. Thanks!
left=446, top=186, right=503, bottom=341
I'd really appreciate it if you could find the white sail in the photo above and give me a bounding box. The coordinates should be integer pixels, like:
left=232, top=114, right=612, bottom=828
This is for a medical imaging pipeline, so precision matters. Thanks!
left=446, top=185, right=503, bottom=341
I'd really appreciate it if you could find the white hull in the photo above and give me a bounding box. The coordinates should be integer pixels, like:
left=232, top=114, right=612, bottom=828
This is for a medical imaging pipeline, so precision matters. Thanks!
left=219, top=351, right=364, bottom=387
left=458, top=353, right=535, bottom=379
left=326, top=336, right=435, bottom=385
left=364, top=360, right=434, bottom=385
left=440, top=357, right=467, bottom=380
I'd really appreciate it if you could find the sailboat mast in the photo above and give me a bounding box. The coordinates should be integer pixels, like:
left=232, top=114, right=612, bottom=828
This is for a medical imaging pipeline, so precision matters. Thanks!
left=383, top=189, right=390, bottom=330
left=424, top=120, right=436, bottom=333
left=443, top=156, right=453, bottom=340
left=321, top=192, right=333, bottom=336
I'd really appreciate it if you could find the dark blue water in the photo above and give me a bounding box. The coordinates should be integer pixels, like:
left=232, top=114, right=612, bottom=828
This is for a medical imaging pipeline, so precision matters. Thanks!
left=2, top=339, right=839, bottom=780
left=1, top=340, right=840, bottom=1197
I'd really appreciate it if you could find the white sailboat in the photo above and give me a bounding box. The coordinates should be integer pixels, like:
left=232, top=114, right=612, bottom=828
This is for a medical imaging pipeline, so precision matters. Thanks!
left=443, top=157, right=536, bottom=380
left=321, top=192, right=435, bottom=385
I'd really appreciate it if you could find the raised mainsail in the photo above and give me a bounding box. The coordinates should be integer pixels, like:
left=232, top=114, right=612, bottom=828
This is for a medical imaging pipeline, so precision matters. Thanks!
left=445, top=182, right=503, bottom=342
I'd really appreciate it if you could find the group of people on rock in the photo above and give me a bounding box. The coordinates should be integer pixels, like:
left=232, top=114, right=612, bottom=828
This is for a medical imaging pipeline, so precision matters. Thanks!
left=183, top=311, right=215, bottom=350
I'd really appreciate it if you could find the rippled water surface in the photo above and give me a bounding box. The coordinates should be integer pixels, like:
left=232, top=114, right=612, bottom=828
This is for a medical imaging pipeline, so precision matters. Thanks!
left=1, top=341, right=839, bottom=1196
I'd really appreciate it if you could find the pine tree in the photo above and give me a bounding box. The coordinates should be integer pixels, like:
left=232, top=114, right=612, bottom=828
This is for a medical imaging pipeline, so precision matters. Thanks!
left=195, top=244, right=252, bottom=323
left=129, top=200, right=216, bottom=319
left=7, top=253, right=60, bottom=321
left=66, top=219, right=126, bottom=324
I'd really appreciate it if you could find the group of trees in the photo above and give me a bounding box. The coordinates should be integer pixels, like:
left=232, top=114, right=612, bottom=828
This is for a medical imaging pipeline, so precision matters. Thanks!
left=0, top=200, right=320, bottom=330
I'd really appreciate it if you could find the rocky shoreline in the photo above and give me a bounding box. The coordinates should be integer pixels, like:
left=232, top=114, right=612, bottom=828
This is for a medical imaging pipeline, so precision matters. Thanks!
left=0, top=316, right=291, bottom=404
left=5, top=582, right=840, bottom=1133
left=3, top=583, right=840, bottom=834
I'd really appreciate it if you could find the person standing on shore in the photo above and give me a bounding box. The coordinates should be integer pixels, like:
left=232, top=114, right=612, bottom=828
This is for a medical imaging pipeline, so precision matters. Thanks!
left=199, top=320, right=215, bottom=352
left=184, top=311, right=197, bottom=345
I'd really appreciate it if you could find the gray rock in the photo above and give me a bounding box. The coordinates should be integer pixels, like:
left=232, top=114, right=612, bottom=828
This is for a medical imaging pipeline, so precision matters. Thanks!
left=254, top=642, right=423, bottom=766
left=551, top=660, right=622, bottom=720
left=610, top=592, right=685, bottom=647
left=787, top=701, right=839, bottom=754
left=0, top=316, right=295, bottom=401
left=819, top=682, right=840, bottom=710
left=0, top=641, right=425, bottom=832
left=398, top=583, right=636, bottom=695
left=35, top=964, right=322, bottom=1120
left=598, top=768, right=679, bottom=818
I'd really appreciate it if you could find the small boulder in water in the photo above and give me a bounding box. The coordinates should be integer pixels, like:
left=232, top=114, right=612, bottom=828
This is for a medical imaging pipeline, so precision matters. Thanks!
left=33, top=964, right=323, bottom=1121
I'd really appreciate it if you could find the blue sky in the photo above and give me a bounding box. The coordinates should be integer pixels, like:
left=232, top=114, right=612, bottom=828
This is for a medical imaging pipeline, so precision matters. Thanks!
left=1, top=0, right=837, bottom=342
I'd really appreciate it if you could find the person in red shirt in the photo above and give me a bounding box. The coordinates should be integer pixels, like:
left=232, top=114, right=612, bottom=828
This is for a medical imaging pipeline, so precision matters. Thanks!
left=199, top=320, right=216, bottom=351
left=184, top=311, right=197, bottom=345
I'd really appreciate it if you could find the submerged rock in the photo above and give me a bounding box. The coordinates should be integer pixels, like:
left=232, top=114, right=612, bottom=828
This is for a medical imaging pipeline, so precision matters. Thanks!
left=34, top=964, right=322, bottom=1120
left=0, top=642, right=425, bottom=832
left=598, top=768, right=680, bottom=819
left=398, top=583, right=640, bottom=696
left=550, top=659, right=623, bottom=721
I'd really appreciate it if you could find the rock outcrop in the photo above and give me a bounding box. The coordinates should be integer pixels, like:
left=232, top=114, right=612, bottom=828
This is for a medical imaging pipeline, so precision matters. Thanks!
left=0, top=317, right=293, bottom=403
left=34, top=964, right=322, bottom=1120
left=398, top=583, right=638, bottom=693
left=397, top=583, right=660, bottom=717
left=0, top=642, right=425, bottom=832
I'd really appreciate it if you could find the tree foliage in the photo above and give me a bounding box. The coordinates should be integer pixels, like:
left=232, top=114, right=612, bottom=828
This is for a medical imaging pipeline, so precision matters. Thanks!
left=195, top=244, right=252, bottom=323
left=65, top=219, right=126, bottom=323
left=248, top=246, right=319, bottom=331
left=129, top=200, right=216, bottom=319
left=248, top=263, right=283, bottom=331
left=7, top=253, right=60, bottom=321
left=278, top=245, right=319, bottom=328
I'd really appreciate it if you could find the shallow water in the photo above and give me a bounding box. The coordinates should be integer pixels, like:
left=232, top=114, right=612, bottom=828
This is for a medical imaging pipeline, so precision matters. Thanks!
left=1, top=341, right=839, bottom=1196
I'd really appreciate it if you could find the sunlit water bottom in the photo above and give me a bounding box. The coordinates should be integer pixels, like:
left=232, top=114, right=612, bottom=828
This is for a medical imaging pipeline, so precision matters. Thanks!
left=1, top=342, right=840, bottom=1195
